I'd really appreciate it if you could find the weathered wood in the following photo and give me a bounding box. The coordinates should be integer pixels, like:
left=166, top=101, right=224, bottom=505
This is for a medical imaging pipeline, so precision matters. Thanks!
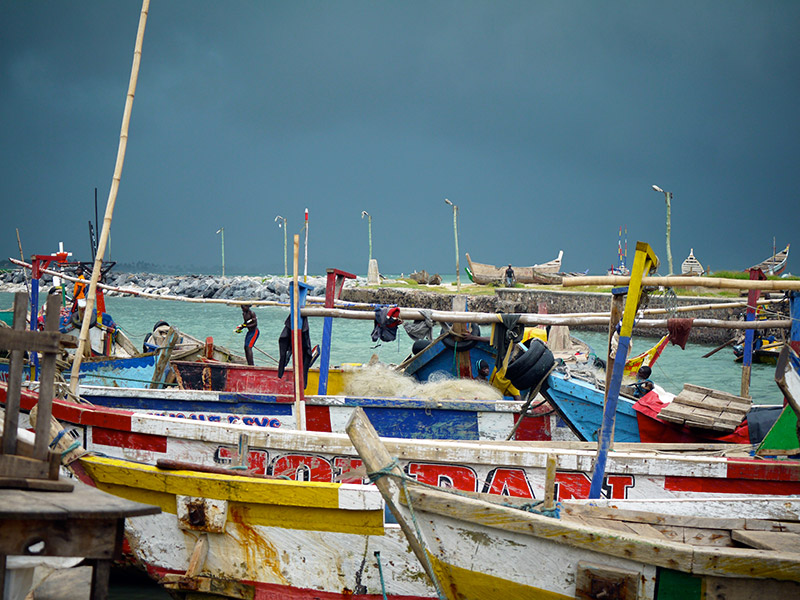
left=162, top=575, right=256, bottom=599
left=1, top=293, right=27, bottom=456
left=345, top=407, right=438, bottom=584
left=34, top=294, right=61, bottom=459
left=149, top=326, right=178, bottom=389
left=185, top=533, right=209, bottom=578
left=732, top=530, right=800, bottom=553
left=543, top=453, right=556, bottom=511
left=563, top=274, right=800, bottom=290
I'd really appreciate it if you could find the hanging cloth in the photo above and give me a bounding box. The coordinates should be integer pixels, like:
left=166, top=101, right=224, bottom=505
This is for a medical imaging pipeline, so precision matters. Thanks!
left=489, top=313, right=523, bottom=372
left=402, top=309, right=434, bottom=342
left=371, top=306, right=402, bottom=343
left=277, top=315, right=313, bottom=382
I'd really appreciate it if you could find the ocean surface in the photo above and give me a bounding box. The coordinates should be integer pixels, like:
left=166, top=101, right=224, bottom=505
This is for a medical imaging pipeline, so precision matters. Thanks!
left=0, top=289, right=784, bottom=597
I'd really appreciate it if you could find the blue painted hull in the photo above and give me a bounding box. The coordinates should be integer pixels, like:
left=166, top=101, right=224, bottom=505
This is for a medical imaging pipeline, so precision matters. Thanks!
left=0, top=354, right=157, bottom=388
left=403, top=339, right=498, bottom=384
left=543, top=371, right=641, bottom=442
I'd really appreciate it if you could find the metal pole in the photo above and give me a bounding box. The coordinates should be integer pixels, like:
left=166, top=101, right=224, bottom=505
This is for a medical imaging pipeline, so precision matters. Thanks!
left=445, top=198, right=461, bottom=291
left=652, top=185, right=673, bottom=275
left=361, top=211, right=372, bottom=262
left=275, top=216, right=287, bottom=277
left=304, top=208, right=309, bottom=283
left=216, top=227, right=225, bottom=278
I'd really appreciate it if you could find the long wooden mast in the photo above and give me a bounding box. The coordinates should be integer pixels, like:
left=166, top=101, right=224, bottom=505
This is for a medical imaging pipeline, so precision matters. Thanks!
left=69, top=0, right=150, bottom=395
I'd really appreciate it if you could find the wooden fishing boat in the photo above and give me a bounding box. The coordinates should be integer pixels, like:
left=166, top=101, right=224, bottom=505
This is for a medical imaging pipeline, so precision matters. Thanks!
left=733, top=335, right=783, bottom=364
left=7, top=382, right=800, bottom=505
left=465, top=251, right=563, bottom=284
left=73, top=453, right=436, bottom=599
left=347, top=408, right=800, bottom=600
left=622, top=333, right=670, bottom=378
left=751, top=243, right=790, bottom=276
left=543, top=366, right=787, bottom=445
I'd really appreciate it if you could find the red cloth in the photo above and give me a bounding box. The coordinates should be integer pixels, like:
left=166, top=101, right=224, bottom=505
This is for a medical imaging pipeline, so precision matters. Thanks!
left=667, top=318, right=693, bottom=349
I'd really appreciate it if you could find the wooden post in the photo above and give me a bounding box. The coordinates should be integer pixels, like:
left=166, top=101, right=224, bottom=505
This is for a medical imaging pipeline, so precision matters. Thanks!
left=791, top=292, right=800, bottom=355
left=589, top=241, right=658, bottom=499
left=2, top=293, right=28, bottom=455
left=292, top=234, right=306, bottom=430
left=69, top=0, right=150, bottom=396
left=149, top=327, right=178, bottom=389
left=318, top=268, right=356, bottom=395
left=451, top=295, right=472, bottom=378
left=346, top=407, right=441, bottom=588
left=604, top=288, right=627, bottom=395
left=543, top=453, right=557, bottom=511
left=741, top=268, right=767, bottom=398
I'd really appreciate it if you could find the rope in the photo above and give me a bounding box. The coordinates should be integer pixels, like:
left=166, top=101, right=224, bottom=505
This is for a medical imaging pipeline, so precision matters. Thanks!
left=367, top=457, right=562, bottom=599
left=374, top=551, right=388, bottom=600
left=60, top=440, right=82, bottom=457
left=49, top=428, right=68, bottom=449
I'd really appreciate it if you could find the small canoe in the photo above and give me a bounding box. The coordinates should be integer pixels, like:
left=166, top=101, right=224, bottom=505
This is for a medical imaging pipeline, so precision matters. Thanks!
left=465, top=251, right=563, bottom=285
left=750, top=243, right=790, bottom=276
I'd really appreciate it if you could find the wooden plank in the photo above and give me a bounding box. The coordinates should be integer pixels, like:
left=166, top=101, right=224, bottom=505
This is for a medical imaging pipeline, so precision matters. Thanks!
left=0, top=329, right=65, bottom=354
left=0, top=518, right=118, bottom=557
left=0, top=454, right=54, bottom=480
left=34, top=294, right=61, bottom=459
left=1, top=293, right=28, bottom=456
left=731, top=530, right=800, bottom=553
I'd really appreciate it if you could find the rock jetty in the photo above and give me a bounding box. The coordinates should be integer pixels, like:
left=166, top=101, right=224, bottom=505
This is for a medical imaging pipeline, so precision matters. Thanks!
left=0, top=269, right=341, bottom=303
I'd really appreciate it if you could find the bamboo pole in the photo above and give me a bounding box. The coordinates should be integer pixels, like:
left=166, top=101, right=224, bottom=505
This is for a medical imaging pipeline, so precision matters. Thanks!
left=68, top=0, right=150, bottom=396
left=563, top=275, right=800, bottom=291
left=12, top=257, right=786, bottom=317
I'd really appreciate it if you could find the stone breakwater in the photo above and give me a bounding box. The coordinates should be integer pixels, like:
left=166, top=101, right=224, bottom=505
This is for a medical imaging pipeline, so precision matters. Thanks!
left=1, top=269, right=757, bottom=344
left=0, top=269, right=334, bottom=303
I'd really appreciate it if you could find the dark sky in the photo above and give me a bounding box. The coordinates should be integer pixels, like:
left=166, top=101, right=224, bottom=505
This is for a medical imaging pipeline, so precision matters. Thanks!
left=2, top=1, right=798, bottom=277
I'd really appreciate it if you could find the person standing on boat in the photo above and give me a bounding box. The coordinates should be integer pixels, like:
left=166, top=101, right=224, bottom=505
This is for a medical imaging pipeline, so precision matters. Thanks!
left=236, top=304, right=259, bottom=365
left=504, top=264, right=515, bottom=287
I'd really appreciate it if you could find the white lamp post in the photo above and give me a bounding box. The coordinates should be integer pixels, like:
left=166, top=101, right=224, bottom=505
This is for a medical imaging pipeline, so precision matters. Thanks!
left=444, top=198, right=461, bottom=291
left=652, top=185, right=673, bottom=275
left=215, top=227, right=225, bottom=278
left=361, top=211, right=372, bottom=262
left=274, top=215, right=287, bottom=277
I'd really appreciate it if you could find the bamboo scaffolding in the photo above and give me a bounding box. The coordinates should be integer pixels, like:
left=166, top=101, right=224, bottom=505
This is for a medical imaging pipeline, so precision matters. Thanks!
left=564, top=275, right=800, bottom=291
left=68, top=0, right=150, bottom=396
left=9, top=258, right=790, bottom=330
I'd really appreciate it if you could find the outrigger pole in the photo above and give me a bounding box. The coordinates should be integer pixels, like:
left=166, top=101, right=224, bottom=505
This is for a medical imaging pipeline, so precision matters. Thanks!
left=69, top=0, right=150, bottom=395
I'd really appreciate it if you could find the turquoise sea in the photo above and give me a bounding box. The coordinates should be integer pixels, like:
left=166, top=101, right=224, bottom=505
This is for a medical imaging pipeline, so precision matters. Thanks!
left=0, top=288, right=784, bottom=597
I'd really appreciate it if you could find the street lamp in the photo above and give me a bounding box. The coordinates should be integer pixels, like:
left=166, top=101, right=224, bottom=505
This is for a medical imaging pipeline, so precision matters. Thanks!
left=215, top=227, right=225, bottom=278
left=652, top=185, right=673, bottom=275
left=274, top=215, right=287, bottom=277
left=444, top=198, right=461, bottom=291
left=361, top=211, right=372, bottom=262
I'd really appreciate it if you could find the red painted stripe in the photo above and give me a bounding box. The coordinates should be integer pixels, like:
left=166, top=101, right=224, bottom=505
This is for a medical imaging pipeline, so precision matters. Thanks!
left=1, top=382, right=135, bottom=431
left=91, top=427, right=167, bottom=452
left=511, top=412, right=551, bottom=441
left=305, top=405, right=333, bottom=432
left=664, top=475, right=800, bottom=495
left=726, top=458, right=800, bottom=482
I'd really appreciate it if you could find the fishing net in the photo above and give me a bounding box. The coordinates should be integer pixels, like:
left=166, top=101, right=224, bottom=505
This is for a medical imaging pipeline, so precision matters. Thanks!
left=344, top=363, right=502, bottom=401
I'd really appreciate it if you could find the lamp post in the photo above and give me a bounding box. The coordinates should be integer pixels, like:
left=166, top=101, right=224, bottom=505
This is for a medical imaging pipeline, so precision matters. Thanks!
left=215, top=227, right=225, bottom=278
left=652, top=185, right=673, bottom=275
left=444, top=198, right=461, bottom=291
left=361, top=211, right=372, bottom=262
left=274, top=215, right=287, bottom=277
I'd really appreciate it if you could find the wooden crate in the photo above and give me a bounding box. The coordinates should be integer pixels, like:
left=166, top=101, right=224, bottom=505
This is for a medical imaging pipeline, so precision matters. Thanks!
left=657, top=384, right=751, bottom=433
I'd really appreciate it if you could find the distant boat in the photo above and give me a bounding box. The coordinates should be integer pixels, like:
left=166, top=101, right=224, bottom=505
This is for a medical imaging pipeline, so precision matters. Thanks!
left=750, top=243, right=790, bottom=276
left=465, top=251, right=563, bottom=285
left=681, top=248, right=705, bottom=275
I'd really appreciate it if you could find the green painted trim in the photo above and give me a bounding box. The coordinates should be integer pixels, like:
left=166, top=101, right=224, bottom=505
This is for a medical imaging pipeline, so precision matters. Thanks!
left=758, top=405, right=800, bottom=454
left=655, top=568, right=701, bottom=600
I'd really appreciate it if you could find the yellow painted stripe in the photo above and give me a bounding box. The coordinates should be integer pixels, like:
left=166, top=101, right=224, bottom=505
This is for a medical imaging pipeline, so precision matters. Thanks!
left=82, top=455, right=348, bottom=508
left=429, top=553, right=571, bottom=600
left=80, top=456, right=385, bottom=536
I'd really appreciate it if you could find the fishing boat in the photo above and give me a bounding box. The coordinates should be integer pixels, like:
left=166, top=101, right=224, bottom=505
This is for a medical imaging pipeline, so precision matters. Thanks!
left=465, top=251, right=563, bottom=284
left=750, top=243, right=790, bottom=276
left=607, top=225, right=630, bottom=276
left=347, top=408, right=800, bottom=600
left=7, top=381, right=800, bottom=506
left=73, top=453, right=436, bottom=599
left=348, top=408, right=800, bottom=600
left=733, top=335, right=783, bottom=364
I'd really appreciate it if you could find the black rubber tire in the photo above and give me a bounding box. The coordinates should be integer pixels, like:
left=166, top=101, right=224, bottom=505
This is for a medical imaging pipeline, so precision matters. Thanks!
left=505, top=339, right=546, bottom=382
left=506, top=341, right=554, bottom=390
left=411, top=339, right=431, bottom=355
left=442, top=324, right=480, bottom=352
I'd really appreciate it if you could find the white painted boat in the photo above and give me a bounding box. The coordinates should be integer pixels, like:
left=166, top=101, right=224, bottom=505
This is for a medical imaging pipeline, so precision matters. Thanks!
left=347, top=408, right=800, bottom=600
